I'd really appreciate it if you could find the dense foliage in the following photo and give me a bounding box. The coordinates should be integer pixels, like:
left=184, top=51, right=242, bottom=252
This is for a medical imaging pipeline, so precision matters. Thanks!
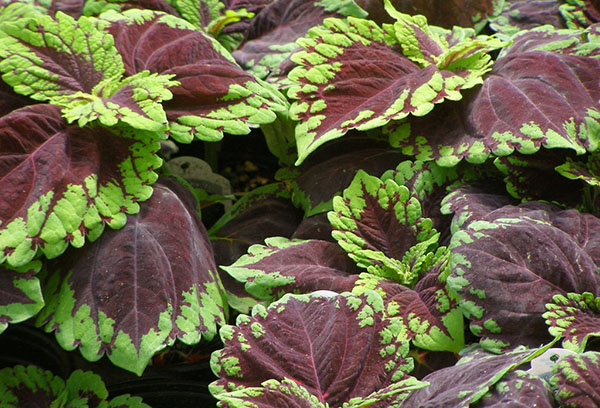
left=1, top=0, right=600, bottom=406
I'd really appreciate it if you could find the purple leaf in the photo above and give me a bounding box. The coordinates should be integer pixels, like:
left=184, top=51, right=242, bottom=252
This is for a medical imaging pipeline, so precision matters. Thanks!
left=221, top=237, right=360, bottom=306
left=560, top=0, right=600, bottom=29
left=489, top=1, right=564, bottom=36
left=0, top=79, right=31, bottom=117
left=389, top=26, right=600, bottom=166
left=402, top=346, right=546, bottom=408
left=37, top=179, right=227, bottom=375
left=449, top=203, right=600, bottom=352
left=0, top=104, right=162, bottom=267
left=0, top=261, right=43, bottom=334
left=103, top=9, right=285, bottom=142
left=474, top=370, right=556, bottom=408
left=550, top=351, right=600, bottom=407
left=232, top=0, right=367, bottom=78
left=544, top=292, right=600, bottom=352
left=210, top=291, right=417, bottom=407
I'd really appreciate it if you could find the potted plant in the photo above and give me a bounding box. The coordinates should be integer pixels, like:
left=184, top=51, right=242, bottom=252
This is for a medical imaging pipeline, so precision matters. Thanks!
left=1, top=0, right=600, bottom=406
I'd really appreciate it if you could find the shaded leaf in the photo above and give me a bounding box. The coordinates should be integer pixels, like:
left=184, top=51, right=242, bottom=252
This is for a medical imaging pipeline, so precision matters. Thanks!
left=232, top=0, right=367, bottom=79
left=37, top=179, right=227, bottom=375
left=328, top=170, right=439, bottom=287
left=0, top=261, right=43, bottom=334
left=0, top=105, right=162, bottom=267
left=221, top=237, right=360, bottom=307
left=210, top=291, right=417, bottom=407
left=544, top=292, right=600, bottom=352
left=556, top=152, right=600, bottom=187
left=388, top=25, right=600, bottom=166
left=448, top=203, right=600, bottom=352
left=103, top=8, right=286, bottom=142
left=0, top=11, right=177, bottom=131
left=550, top=351, right=600, bottom=407
left=0, top=78, right=32, bottom=117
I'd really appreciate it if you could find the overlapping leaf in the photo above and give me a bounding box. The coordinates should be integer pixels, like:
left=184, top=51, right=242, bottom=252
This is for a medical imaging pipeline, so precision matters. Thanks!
left=328, top=170, right=439, bottom=287
left=556, top=152, right=600, bottom=187
left=448, top=202, right=600, bottom=352
left=388, top=25, right=600, bottom=166
left=402, top=346, right=548, bottom=408
left=210, top=291, right=422, bottom=407
left=102, top=8, right=286, bottom=142
left=550, top=351, right=600, bottom=407
left=221, top=237, right=361, bottom=307
left=0, top=11, right=178, bottom=131
left=488, top=0, right=564, bottom=37
left=544, top=292, right=600, bottom=352
left=560, top=0, right=600, bottom=29
left=288, top=12, right=504, bottom=164
left=0, top=365, right=150, bottom=407
left=0, top=261, right=43, bottom=334
left=0, top=104, right=162, bottom=268
left=36, top=179, right=227, bottom=375
left=475, top=370, right=555, bottom=407
left=232, top=0, right=367, bottom=79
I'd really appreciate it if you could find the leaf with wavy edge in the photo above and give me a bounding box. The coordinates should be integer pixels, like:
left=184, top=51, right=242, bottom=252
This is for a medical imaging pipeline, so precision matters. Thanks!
left=102, top=8, right=286, bottom=143
left=210, top=291, right=417, bottom=407
left=556, top=152, right=600, bottom=187
left=475, top=369, right=555, bottom=407
left=560, top=0, right=600, bottom=29
left=287, top=13, right=504, bottom=165
left=221, top=237, right=360, bottom=307
left=328, top=170, right=439, bottom=287
left=550, top=351, right=600, bottom=407
left=0, top=11, right=177, bottom=131
left=0, top=105, right=162, bottom=268
left=448, top=203, right=600, bottom=352
left=0, top=365, right=150, bottom=407
left=488, top=1, right=564, bottom=37
left=0, top=261, right=43, bottom=334
left=388, top=25, right=600, bottom=166
left=544, top=292, right=600, bottom=352
left=36, top=179, right=227, bottom=375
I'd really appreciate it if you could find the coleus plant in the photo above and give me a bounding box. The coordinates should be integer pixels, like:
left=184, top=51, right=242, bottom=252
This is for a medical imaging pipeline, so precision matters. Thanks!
left=0, top=0, right=600, bottom=406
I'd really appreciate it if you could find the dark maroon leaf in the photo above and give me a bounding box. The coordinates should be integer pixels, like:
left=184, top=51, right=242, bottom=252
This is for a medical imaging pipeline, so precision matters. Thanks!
left=449, top=203, right=600, bottom=352
left=402, top=346, right=544, bottom=408
left=550, top=351, right=600, bottom=407
left=292, top=213, right=335, bottom=242
left=233, top=0, right=367, bottom=78
left=489, top=1, right=565, bottom=36
left=37, top=178, right=227, bottom=375
left=560, top=0, right=600, bottom=29
left=210, top=291, right=417, bottom=407
left=0, top=261, right=43, bottom=334
left=389, top=26, right=600, bottom=166
left=0, top=79, right=32, bottom=117
left=474, top=370, right=556, bottom=408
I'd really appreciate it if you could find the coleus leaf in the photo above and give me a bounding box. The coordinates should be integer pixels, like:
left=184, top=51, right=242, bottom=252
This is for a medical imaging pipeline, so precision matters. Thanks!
left=232, top=0, right=368, bottom=79
left=494, top=151, right=586, bottom=206
left=448, top=202, right=600, bottom=352
left=488, top=0, right=564, bottom=37
left=328, top=170, right=439, bottom=287
left=475, top=369, right=556, bottom=408
left=0, top=11, right=177, bottom=131
left=210, top=291, right=421, bottom=407
left=388, top=25, right=600, bottom=166
left=278, top=138, right=404, bottom=217
left=0, top=78, right=32, bottom=117
left=556, top=152, right=600, bottom=187
left=102, top=8, right=286, bottom=143
left=544, top=292, right=600, bottom=352
left=0, top=261, right=44, bottom=334
left=36, top=179, right=227, bottom=375
left=0, top=365, right=150, bottom=407
left=221, top=237, right=361, bottom=308
left=549, top=351, right=600, bottom=407
left=402, top=345, right=549, bottom=408
left=354, top=255, right=465, bottom=353
left=287, top=13, right=504, bottom=165
left=0, top=104, right=162, bottom=268
left=559, top=0, right=600, bottom=29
